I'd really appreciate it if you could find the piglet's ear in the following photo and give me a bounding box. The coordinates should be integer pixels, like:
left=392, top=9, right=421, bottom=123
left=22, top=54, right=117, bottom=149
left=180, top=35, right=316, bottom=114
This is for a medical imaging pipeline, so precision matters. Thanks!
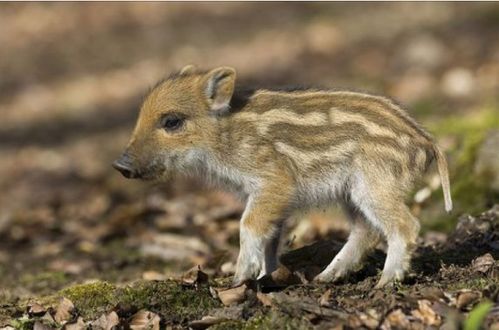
left=179, top=64, right=197, bottom=76
left=203, top=67, right=236, bottom=113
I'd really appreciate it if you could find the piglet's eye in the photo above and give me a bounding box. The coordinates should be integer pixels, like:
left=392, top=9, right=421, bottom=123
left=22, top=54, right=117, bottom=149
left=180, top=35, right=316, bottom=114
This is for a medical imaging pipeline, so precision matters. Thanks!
left=161, top=113, right=185, bottom=132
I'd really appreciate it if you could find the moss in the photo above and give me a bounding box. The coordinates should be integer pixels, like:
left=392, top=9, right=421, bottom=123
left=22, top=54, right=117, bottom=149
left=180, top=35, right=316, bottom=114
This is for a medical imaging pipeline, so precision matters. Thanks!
left=210, top=312, right=314, bottom=330
left=243, top=311, right=313, bottom=330
left=59, top=281, right=116, bottom=318
left=117, top=280, right=220, bottom=323
left=211, top=320, right=245, bottom=330
left=52, top=280, right=219, bottom=323
left=447, top=277, right=492, bottom=291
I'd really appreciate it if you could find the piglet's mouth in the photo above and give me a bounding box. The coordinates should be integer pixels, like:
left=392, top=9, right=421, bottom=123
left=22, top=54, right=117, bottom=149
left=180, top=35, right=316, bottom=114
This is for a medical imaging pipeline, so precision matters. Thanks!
left=112, top=157, right=139, bottom=179
left=112, top=161, right=162, bottom=181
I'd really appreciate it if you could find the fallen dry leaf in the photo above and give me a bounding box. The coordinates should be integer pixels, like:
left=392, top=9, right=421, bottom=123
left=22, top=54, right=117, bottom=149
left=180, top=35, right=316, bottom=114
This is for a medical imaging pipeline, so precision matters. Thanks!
left=456, top=290, right=481, bottom=310
left=217, top=284, right=248, bottom=306
left=28, top=303, right=47, bottom=317
left=411, top=300, right=441, bottom=326
left=346, top=314, right=363, bottom=328
left=418, top=287, right=445, bottom=301
left=472, top=253, right=495, bottom=274
left=271, top=266, right=301, bottom=284
left=63, top=317, right=86, bottom=330
left=142, top=271, right=166, bottom=281
left=256, top=292, right=273, bottom=307
left=319, top=289, right=332, bottom=307
left=54, top=297, right=75, bottom=324
left=381, top=309, right=410, bottom=330
left=181, top=265, right=209, bottom=286
left=357, top=309, right=380, bottom=329
left=189, top=316, right=226, bottom=329
left=90, top=311, right=120, bottom=330
left=129, top=310, right=160, bottom=330
left=257, top=265, right=302, bottom=289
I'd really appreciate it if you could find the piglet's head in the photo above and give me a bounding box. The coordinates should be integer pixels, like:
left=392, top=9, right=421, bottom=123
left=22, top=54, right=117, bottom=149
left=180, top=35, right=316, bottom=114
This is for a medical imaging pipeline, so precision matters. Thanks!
left=113, top=65, right=236, bottom=180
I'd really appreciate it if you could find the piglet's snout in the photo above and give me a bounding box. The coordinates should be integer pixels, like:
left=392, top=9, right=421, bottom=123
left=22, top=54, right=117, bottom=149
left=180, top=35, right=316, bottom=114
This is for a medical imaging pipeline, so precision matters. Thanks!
left=112, top=153, right=140, bottom=179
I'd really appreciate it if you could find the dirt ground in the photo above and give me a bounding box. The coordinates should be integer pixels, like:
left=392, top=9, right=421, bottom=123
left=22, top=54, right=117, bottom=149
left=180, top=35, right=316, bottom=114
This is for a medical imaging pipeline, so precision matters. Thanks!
left=0, top=3, right=498, bottom=329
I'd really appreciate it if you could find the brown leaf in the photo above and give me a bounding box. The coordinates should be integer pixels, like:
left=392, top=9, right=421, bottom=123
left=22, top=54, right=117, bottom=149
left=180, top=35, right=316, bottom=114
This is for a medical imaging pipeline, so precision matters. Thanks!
left=63, top=317, right=86, bottom=330
left=472, top=253, right=495, bottom=274
left=319, top=289, right=332, bottom=307
left=216, top=284, right=247, bottom=306
left=28, top=303, right=47, bottom=317
left=0, top=326, right=15, bottom=330
left=129, top=310, right=160, bottom=330
left=271, top=266, right=301, bottom=284
left=357, top=309, right=380, bottom=329
left=257, top=265, right=302, bottom=289
left=256, top=292, right=273, bottom=307
left=54, top=297, right=75, bottom=324
left=456, top=290, right=481, bottom=310
left=419, top=287, right=445, bottom=301
left=181, top=265, right=209, bottom=286
left=142, top=271, right=166, bottom=281
left=411, top=300, right=441, bottom=326
left=189, top=316, right=226, bottom=330
left=381, top=309, right=410, bottom=330
left=90, top=311, right=120, bottom=330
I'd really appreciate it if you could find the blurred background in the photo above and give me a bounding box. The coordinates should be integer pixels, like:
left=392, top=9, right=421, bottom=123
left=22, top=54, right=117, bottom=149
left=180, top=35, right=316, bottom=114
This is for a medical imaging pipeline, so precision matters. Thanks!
left=1, top=2, right=498, bottom=298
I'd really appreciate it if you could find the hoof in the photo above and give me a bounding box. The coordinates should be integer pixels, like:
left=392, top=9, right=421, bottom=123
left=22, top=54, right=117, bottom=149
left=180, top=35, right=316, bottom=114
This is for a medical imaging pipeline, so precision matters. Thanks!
left=314, top=269, right=346, bottom=284
left=231, top=276, right=250, bottom=288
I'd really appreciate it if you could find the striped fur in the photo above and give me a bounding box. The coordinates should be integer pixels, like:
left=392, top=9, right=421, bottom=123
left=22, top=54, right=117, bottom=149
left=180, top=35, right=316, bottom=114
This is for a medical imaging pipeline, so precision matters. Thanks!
left=118, top=65, right=452, bottom=288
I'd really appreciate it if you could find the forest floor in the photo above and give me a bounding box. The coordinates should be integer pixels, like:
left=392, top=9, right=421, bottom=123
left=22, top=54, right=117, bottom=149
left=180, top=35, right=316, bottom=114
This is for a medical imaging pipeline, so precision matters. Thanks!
left=0, top=206, right=497, bottom=329
left=1, top=3, right=499, bottom=329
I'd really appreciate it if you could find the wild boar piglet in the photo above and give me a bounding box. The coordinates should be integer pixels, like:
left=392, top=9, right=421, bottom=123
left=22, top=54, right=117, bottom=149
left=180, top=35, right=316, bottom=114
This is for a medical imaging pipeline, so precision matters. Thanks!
left=113, top=65, right=452, bottom=288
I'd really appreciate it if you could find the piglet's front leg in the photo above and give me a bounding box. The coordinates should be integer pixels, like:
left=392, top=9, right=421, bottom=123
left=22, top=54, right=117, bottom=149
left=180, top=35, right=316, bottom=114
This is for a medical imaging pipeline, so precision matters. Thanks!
left=232, top=184, right=292, bottom=287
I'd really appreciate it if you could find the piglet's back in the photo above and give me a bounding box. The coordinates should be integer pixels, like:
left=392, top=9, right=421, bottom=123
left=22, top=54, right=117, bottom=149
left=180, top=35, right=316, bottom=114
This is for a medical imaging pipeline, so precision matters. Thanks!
left=231, top=89, right=435, bottom=175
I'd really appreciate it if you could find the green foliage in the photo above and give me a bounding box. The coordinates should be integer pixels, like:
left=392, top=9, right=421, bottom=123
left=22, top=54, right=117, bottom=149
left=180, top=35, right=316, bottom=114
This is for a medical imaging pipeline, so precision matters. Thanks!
left=210, top=310, right=313, bottom=330
left=447, top=278, right=491, bottom=291
left=10, top=315, right=33, bottom=330
left=211, top=320, right=245, bottom=330
left=243, top=312, right=313, bottom=330
left=210, top=312, right=314, bottom=330
left=55, top=280, right=219, bottom=322
left=463, top=301, right=493, bottom=330
left=117, top=280, right=220, bottom=323
left=426, top=107, right=499, bottom=231
left=59, top=281, right=116, bottom=318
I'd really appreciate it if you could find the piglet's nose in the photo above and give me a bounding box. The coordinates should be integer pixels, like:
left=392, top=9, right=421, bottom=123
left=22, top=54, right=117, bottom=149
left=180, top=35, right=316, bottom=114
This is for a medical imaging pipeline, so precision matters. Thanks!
left=112, top=153, right=138, bottom=179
